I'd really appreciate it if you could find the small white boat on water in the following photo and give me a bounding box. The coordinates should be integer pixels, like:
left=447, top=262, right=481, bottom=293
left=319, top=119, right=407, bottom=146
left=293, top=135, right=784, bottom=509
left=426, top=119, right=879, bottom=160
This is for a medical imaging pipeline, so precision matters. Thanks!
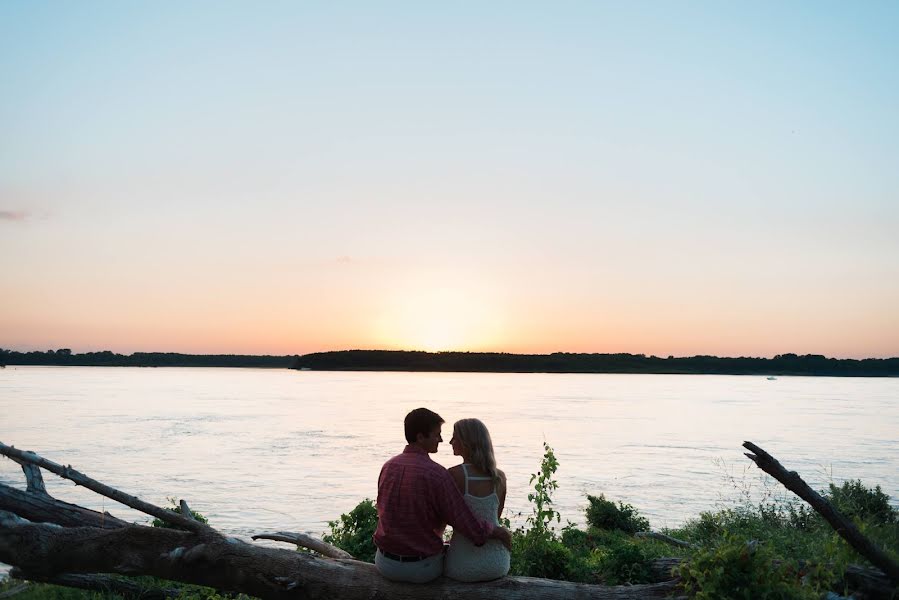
left=766, top=376, right=777, bottom=380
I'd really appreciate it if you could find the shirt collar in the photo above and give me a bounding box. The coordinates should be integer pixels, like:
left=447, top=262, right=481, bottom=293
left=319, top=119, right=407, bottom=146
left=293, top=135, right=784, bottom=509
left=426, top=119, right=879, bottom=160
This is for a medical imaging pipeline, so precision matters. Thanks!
left=403, top=444, right=428, bottom=455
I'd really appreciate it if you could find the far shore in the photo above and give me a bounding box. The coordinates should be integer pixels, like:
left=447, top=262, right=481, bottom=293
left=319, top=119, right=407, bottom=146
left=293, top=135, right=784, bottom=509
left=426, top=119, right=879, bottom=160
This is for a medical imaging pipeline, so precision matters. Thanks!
left=2, top=348, right=898, bottom=377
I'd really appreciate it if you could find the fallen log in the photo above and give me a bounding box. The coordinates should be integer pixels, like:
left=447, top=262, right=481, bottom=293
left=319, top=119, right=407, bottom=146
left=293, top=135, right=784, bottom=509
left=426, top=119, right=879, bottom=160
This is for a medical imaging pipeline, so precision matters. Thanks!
left=0, top=484, right=128, bottom=529
left=0, top=442, right=685, bottom=600
left=743, top=441, right=899, bottom=585
left=0, top=442, right=206, bottom=534
left=8, top=571, right=184, bottom=600
left=635, top=531, right=695, bottom=549
left=1, top=512, right=683, bottom=600
left=252, top=531, right=353, bottom=559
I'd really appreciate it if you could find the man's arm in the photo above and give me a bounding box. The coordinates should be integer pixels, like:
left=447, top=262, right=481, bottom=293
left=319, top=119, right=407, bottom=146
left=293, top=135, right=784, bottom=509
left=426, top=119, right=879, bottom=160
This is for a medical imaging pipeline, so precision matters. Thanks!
left=433, top=470, right=512, bottom=550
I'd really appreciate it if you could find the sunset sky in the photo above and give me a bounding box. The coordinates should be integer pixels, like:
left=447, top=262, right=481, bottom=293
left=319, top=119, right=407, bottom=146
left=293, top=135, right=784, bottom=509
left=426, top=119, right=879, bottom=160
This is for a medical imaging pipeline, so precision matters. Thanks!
left=2, top=2, right=897, bottom=358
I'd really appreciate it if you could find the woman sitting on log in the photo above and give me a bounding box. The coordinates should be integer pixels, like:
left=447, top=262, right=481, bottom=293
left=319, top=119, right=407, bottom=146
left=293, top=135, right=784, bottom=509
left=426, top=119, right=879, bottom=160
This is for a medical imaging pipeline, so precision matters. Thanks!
left=445, top=418, right=511, bottom=582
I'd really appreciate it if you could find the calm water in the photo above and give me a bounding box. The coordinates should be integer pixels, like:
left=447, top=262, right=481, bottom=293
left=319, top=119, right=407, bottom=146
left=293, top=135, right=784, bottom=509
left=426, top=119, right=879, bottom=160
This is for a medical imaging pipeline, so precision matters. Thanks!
left=1, top=367, right=897, bottom=547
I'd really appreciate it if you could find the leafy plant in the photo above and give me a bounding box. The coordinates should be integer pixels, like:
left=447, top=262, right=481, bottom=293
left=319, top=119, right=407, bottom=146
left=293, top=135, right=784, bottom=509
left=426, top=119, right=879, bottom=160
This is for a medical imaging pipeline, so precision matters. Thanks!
left=825, top=479, right=897, bottom=525
left=594, top=535, right=651, bottom=585
left=585, top=493, right=649, bottom=534
left=322, top=498, right=378, bottom=562
left=526, top=442, right=561, bottom=536
left=677, top=536, right=816, bottom=600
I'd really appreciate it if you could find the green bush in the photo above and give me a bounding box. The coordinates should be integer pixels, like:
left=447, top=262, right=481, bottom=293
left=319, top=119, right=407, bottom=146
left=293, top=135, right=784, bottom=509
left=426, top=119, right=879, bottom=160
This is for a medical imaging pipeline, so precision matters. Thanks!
left=677, top=537, right=816, bottom=600
left=509, top=528, right=573, bottom=580
left=585, top=493, right=649, bottom=534
left=322, top=498, right=378, bottom=562
left=594, top=536, right=651, bottom=585
left=825, top=479, right=897, bottom=526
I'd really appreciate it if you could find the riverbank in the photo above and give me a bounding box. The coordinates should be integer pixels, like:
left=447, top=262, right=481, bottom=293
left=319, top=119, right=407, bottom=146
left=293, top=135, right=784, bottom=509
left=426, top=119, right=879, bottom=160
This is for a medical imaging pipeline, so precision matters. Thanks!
left=3, top=348, right=898, bottom=376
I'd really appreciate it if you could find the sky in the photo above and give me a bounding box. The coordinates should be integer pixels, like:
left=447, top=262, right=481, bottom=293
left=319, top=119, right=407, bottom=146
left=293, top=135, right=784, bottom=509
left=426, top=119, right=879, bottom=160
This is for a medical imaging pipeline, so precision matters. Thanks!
left=2, top=2, right=898, bottom=358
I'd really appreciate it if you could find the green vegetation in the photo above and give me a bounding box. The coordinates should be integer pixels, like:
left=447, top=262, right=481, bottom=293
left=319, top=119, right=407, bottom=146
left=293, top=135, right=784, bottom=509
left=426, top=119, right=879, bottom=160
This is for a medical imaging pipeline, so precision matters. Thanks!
left=291, top=349, right=899, bottom=376
left=150, top=498, right=210, bottom=529
left=585, top=493, right=650, bottom=534
left=322, top=498, right=378, bottom=562
left=4, top=347, right=899, bottom=375
left=0, top=348, right=294, bottom=368
left=3, top=450, right=897, bottom=598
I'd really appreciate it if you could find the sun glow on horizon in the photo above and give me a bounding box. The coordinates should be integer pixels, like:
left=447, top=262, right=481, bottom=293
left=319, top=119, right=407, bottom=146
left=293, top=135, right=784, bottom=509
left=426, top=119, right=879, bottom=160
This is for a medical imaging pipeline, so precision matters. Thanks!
left=372, top=283, right=505, bottom=352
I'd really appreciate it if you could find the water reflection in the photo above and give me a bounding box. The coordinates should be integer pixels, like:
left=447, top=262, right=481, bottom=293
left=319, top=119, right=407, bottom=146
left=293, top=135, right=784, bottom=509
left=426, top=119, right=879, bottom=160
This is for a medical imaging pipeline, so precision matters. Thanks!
left=1, top=367, right=897, bottom=542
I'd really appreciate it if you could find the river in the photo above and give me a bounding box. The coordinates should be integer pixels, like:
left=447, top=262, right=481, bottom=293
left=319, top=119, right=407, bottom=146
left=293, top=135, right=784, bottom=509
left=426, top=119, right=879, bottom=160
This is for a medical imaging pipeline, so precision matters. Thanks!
left=1, top=366, right=897, bottom=546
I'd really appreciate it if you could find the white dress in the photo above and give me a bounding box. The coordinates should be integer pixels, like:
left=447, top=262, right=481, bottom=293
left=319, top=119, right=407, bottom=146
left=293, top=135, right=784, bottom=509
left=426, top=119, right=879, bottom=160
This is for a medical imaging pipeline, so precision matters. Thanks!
left=444, top=464, right=511, bottom=582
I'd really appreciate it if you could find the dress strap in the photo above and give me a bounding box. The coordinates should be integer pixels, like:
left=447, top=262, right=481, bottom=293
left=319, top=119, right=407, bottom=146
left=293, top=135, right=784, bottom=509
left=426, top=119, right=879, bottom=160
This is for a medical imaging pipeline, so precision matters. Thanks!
left=461, top=463, right=470, bottom=495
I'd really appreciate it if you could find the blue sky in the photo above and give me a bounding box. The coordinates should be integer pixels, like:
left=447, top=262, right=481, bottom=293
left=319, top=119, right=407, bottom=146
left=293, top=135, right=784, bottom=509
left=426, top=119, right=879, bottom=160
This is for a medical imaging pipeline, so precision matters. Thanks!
left=2, top=2, right=897, bottom=357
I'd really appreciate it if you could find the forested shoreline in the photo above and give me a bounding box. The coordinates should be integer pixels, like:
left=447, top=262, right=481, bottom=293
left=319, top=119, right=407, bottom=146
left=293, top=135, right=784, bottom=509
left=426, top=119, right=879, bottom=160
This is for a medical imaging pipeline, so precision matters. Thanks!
left=291, top=350, right=899, bottom=377
left=2, top=348, right=898, bottom=376
left=0, top=349, right=294, bottom=368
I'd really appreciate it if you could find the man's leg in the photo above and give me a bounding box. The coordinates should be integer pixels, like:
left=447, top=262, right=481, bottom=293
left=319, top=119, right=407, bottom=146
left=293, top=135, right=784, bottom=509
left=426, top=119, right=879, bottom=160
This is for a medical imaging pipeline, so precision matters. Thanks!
left=375, top=550, right=443, bottom=583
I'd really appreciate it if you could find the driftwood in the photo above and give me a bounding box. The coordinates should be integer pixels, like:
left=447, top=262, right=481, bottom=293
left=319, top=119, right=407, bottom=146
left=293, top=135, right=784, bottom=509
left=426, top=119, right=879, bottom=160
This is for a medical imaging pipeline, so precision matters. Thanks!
left=0, top=442, right=685, bottom=600
left=252, top=531, right=353, bottom=559
left=635, top=531, right=695, bottom=549
left=0, top=442, right=207, bottom=534
left=743, top=441, right=899, bottom=585
left=9, top=570, right=185, bottom=600
left=3, top=440, right=896, bottom=599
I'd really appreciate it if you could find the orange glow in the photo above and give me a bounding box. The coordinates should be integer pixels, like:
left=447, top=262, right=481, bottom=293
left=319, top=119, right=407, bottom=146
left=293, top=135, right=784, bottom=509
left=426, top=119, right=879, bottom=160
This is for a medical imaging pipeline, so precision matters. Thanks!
left=371, top=283, right=506, bottom=352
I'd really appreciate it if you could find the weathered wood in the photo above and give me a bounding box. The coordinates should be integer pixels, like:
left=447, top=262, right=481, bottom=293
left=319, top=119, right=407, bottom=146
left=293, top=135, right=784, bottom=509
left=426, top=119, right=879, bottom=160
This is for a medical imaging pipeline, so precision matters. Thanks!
left=0, top=583, right=30, bottom=599
left=1, top=514, right=684, bottom=600
left=8, top=571, right=184, bottom=600
left=0, top=482, right=128, bottom=529
left=10, top=453, right=47, bottom=495
left=179, top=500, right=195, bottom=521
left=0, top=442, right=209, bottom=534
left=743, top=441, right=899, bottom=585
left=635, top=531, right=695, bottom=549
left=252, top=531, right=353, bottom=559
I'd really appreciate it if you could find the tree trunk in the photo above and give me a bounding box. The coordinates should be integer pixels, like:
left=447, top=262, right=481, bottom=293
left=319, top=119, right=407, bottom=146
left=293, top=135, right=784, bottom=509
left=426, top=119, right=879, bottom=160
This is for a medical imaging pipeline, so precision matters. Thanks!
left=0, top=442, right=685, bottom=599
left=1, top=514, right=682, bottom=600
left=743, top=441, right=899, bottom=585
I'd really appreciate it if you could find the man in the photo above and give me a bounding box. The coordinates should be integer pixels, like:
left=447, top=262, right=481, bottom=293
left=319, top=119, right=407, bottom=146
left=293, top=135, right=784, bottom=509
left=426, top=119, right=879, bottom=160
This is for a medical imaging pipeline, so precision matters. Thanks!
left=373, top=407, right=513, bottom=583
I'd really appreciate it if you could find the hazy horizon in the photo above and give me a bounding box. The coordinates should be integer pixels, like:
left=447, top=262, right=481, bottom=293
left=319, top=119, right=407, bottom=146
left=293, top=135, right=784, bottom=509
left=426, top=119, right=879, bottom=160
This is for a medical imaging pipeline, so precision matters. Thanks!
left=3, top=345, right=897, bottom=362
left=3, top=3, right=897, bottom=358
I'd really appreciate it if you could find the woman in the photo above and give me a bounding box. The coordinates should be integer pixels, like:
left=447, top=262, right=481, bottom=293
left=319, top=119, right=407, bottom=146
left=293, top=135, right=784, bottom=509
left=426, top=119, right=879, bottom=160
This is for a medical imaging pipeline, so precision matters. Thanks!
left=444, top=418, right=511, bottom=581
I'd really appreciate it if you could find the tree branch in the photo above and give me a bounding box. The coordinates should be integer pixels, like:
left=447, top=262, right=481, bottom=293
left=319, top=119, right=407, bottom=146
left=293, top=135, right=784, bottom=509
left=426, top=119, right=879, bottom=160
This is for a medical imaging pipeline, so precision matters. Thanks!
left=0, top=442, right=209, bottom=534
left=743, top=441, right=899, bottom=584
left=252, top=532, right=353, bottom=559
left=1, top=516, right=684, bottom=600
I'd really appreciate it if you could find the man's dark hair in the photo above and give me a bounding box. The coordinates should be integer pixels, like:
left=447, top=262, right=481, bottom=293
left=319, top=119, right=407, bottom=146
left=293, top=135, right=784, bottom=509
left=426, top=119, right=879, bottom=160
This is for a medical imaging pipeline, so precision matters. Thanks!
left=404, top=408, right=444, bottom=444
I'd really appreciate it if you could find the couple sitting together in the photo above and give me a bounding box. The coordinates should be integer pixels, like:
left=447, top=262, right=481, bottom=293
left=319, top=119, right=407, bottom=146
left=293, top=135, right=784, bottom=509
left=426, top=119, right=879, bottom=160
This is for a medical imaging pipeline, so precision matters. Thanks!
left=373, top=407, right=513, bottom=583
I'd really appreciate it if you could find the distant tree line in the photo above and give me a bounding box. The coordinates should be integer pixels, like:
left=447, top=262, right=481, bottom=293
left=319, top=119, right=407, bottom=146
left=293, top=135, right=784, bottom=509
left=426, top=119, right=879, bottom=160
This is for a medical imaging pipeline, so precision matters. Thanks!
left=290, top=350, right=899, bottom=377
left=3, top=348, right=897, bottom=376
left=0, top=348, right=295, bottom=368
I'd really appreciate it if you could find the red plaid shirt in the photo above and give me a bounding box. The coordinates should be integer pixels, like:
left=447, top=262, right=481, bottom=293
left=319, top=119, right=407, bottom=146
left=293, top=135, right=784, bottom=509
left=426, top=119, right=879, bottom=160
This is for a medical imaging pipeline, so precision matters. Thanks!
left=373, top=444, right=494, bottom=557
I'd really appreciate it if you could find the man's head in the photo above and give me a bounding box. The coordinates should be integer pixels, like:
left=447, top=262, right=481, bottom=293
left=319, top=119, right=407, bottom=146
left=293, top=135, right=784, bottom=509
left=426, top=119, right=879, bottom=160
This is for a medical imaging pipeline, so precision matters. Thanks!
left=404, top=407, right=444, bottom=453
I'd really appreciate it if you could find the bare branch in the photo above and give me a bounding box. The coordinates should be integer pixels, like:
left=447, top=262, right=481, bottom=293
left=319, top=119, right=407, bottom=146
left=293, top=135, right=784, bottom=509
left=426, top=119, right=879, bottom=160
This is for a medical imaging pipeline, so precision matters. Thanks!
left=0, top=482, right=128, bottom=529
left=743, top=441, right=899, bottom=584
left=9, top=571, right=184, bottom=600
left=0, top=583, right=30, bottom=599
left=252, top=531, right=353, bottom=559
left=635, top=531, right=695, bottom=549
left=179, top=500, right=196, bottom=521
left=2, top=518, right=684, bottom=600
left=0, top=442, right=210, bottom=535
left=9, top=452, right=47, bottom=495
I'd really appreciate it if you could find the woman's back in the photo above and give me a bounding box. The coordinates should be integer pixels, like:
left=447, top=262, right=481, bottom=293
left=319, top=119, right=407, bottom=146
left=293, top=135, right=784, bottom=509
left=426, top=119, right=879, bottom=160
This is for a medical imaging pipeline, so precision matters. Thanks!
left=444, top=464, right=511, bottom=582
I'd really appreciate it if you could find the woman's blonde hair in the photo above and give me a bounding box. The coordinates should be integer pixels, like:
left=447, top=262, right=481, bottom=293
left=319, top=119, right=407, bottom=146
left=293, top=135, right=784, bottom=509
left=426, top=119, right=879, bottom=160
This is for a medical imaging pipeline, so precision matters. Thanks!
left=453, top=418, right=500, bottom=484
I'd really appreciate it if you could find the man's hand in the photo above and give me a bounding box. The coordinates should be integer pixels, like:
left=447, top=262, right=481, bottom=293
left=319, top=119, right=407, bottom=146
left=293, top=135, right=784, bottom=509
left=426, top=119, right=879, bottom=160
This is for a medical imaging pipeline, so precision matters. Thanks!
left=490, top=526, right=512, bottom=551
